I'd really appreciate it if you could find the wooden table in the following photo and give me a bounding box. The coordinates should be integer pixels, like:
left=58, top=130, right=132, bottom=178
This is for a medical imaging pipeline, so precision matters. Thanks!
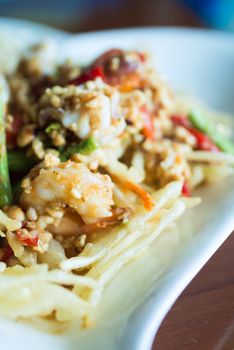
left=153, top=233, right=234, bottom=350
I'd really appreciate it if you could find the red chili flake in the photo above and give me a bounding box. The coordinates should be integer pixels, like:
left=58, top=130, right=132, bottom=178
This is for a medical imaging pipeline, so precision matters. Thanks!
left=141, top=107, right=154, bottom=139
left=69, top=66, right=104, bottom=85
left=182, top=180, right=191, bottom=197
left=1, top=246, right=13, bottom=262
left=16, top=230, right=38, bottom=247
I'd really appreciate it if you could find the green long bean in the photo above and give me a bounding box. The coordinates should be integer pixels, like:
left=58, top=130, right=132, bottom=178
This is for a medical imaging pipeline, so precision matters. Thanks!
left=60, top=136, right=98, bottom=161
left=8, top=150, right=36, bottom=172
left=189, top=109, right=234, bottom=155
left=0, top=99, right=12, bottom=206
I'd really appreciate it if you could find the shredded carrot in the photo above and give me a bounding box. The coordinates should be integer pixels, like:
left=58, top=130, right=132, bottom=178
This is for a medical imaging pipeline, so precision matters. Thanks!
left=111, top=174, right=154, bottom=211
left=124, top=180, right=154, bottom=211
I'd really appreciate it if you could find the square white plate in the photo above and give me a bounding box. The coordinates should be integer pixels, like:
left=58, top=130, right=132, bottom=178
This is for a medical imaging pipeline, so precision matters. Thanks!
left=0, top=19, right=233, bottom=350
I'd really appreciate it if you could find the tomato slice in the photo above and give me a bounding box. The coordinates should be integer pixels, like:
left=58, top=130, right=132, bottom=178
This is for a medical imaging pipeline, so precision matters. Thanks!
left=92, top=49, right=143, bottom=88
left=92, top=49, right=123, bottom=67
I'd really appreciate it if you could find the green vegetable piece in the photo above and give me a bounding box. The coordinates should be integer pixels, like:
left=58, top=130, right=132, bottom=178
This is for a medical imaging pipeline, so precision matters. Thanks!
left=61, top=137, right=98, bottom=161
left=12, top=181, right=22, bottom=203
left=45, top=122, right=61, bottom=134
left=78, top=137, right=99, bottom=155
left=0, top=100, right=12, bottom=206
left=8, top=150, right=37, bottom=172
left=189, top=109, right=234, bottom=155
left=188, top=109, right=211, bottom=134
left=211, top=133, right=234, bottom=155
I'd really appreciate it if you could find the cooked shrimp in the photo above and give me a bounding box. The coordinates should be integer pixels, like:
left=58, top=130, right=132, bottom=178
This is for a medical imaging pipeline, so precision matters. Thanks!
left=47, top=210, right=83, bottom=236
left=49, top=207, right=132, bottom=237
left=20, top=161, right=114, bottom=224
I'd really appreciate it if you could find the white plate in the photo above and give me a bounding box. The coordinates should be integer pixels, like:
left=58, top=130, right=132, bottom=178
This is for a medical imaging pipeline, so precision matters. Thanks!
left=0, top=19, right=234, bottom=350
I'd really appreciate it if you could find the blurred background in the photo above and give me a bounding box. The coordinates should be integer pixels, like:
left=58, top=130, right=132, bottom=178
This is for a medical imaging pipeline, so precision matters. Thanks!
left=0, top=0, right=233, bottom=32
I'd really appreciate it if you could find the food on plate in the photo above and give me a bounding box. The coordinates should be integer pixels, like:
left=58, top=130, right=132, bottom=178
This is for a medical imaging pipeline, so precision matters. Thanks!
left=0, top=44, right=233, bottom=326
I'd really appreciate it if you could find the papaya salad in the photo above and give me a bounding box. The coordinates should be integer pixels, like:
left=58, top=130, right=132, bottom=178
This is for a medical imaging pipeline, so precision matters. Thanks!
left=0, top=44, right=233, bottom=326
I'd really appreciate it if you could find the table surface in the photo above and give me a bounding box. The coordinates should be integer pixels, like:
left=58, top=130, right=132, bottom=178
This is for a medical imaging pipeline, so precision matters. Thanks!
left=153, top=232, right=234, bottom=350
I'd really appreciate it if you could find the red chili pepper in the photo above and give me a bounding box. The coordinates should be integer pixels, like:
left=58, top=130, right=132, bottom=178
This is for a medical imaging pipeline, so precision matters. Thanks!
left=1, top=246, right=13, bottom=262
left=141, top=107, right=154, bottom=139
left=6, top=115, right=23, bottom=148
left=16, top=230, right=38, bottom=247
left=171, top=114, right=219, bottom=152
left=69, top=66, right=104, bottom=85
left=182, top=180, right=191, bottom=197
left=187, top=127, right=220, bottom=152
left=171, top=114, right=190, bottom=128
